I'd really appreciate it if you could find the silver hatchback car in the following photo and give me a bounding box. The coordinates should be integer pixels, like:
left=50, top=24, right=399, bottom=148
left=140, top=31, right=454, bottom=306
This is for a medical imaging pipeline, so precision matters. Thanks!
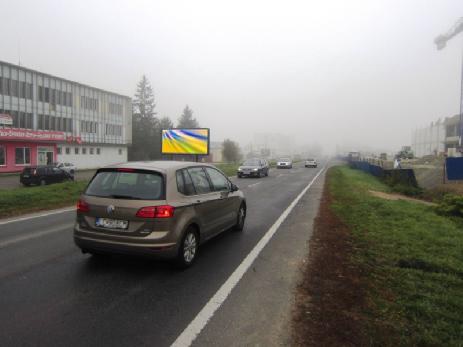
left=74, top=161, right=246, bottom=268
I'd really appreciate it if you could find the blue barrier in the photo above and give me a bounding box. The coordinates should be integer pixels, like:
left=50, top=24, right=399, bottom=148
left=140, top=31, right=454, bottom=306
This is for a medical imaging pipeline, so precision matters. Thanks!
left=349, top=161, right=418, bottom=187
left=446, top=157, right=463, bottom=180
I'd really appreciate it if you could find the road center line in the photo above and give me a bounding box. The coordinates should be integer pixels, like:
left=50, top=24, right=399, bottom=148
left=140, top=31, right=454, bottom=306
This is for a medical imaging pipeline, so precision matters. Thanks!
left=0, top=223, right=74, bottom=248
left=0, top=207, right=76, bottom=226
left=247, top=182, right=262, bottom=188
left=171, top=167, right=325, bottom=347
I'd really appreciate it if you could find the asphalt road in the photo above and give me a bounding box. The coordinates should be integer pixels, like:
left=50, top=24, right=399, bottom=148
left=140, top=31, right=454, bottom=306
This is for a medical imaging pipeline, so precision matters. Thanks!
left=0, top=162, right=325, bottom=347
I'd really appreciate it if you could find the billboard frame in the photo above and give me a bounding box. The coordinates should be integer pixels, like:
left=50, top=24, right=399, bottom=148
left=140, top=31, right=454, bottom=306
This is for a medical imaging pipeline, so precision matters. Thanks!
left=160, top=128, right=210, bottom=157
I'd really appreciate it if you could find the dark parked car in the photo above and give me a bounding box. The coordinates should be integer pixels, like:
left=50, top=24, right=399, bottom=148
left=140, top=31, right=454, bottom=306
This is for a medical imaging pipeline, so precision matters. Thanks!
left=237, top=158, right=270, bottom=178
left=20, top=166, right=74, bottom=186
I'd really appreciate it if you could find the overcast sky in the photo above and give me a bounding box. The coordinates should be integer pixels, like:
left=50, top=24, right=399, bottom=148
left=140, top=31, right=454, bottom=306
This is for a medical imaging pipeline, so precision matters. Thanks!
left=1, top=0, right=462, bottom=153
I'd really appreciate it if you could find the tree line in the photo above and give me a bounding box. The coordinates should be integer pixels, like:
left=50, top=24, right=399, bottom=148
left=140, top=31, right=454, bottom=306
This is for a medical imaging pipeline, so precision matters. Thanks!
left=128, top=75, right=241, bottom=163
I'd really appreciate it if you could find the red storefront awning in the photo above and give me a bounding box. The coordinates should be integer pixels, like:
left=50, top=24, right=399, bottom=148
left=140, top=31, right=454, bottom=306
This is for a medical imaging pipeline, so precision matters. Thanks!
left=0, top=128, right=66, bottom=142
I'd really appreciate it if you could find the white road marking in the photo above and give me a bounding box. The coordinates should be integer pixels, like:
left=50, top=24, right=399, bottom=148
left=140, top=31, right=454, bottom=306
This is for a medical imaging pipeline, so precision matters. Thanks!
left=0, top=223, right=74, bottom=248
left=171, top=167, right=325, bottom=347
left=0, top=207, right=76, bottom=226
left=247, top=182, right=262, bottom=188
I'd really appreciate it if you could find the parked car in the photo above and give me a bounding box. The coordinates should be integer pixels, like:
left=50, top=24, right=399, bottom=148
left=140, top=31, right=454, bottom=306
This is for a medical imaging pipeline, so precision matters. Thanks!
left=54, top=162, right=77, bottom=176
left=20, top=166, right=74, bottom=186
left=304, top=158, right=317, bottom=168
left=237, top=158, right=269, bottom=178
left=74, top=161, right=247, bottom=268
left=277, top=158, right=293, bottom=169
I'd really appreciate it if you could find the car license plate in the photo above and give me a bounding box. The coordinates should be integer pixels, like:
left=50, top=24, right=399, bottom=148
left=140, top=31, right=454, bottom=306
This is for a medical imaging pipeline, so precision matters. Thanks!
left=23, top=175, right=29, bottom=178
left=95, top=218, right=129, bottom=230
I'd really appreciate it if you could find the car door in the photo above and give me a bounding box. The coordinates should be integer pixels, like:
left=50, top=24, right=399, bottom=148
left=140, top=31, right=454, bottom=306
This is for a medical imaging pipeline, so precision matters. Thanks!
left=187, top=167, right=223, bottom=239
left=204, top=167, right=237, bottom=230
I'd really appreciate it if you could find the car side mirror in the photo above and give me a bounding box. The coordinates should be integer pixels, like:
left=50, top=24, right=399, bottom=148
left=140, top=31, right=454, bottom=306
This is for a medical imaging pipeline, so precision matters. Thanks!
left=231, top=183, right=239, bottom=192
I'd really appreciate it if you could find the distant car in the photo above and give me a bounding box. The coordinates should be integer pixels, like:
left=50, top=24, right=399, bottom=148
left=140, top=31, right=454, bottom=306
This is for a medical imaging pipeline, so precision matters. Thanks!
left=237, top=158, right=269, bottom=178
left=20, top=166, right=74, bottom=186
left=54, top=162, right=77, bottom=176
left=305, top=158, right=317, bottom=168
left=74, top=161, right=247, bottom=268
left=277, top=158, right=293, bottom=169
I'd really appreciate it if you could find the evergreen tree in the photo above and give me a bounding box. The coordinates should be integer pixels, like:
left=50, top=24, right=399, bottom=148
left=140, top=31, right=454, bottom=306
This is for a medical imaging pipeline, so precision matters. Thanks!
left=177, top=105, right=199, bottom=128
left=129, top=75, right=160, bottom=160
left=159, top=116, right=174, bottom=130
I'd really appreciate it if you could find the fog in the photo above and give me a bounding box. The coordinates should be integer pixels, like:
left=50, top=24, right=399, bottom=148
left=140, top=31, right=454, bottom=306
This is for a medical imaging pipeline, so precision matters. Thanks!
left=1, top=0, right=462, bottom=155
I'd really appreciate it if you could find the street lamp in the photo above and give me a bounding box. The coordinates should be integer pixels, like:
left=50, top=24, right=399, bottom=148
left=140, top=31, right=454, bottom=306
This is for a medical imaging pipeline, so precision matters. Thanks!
left=435, top=17, right=463, bottom=151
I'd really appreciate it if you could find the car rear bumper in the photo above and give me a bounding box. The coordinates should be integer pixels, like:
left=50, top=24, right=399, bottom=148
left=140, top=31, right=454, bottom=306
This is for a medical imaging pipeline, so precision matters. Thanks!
left=277, top=165, right=292, bottom=169
left=74, top=229, right=178, bottom=259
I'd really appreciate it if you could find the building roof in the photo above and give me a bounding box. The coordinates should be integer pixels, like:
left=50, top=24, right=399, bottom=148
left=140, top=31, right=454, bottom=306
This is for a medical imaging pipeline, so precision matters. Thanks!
left=0, top=59, right=131, bottom=100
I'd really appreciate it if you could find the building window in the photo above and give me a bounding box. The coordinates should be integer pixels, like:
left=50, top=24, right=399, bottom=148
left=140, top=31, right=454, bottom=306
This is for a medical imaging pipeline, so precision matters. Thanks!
left=0, top=146, right=5, bottom=166
left=15, top=147, right=31, bottom=165
left=118, top=148, right=123, bottom=155
left=82, top=148, right=87, bottom=155
left=90, top=148, right=94, bottom=155
left=75, top=147, right=79, bottom=155
left=57, top=147, right=62, bottom=155
left=65, top=147, right=71, bottom=155
left=96, top=148, right=101, bottom=155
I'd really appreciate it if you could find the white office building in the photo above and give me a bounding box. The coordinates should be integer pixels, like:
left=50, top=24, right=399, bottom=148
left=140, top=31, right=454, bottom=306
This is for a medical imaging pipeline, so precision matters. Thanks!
left=0, top=60, right=132, bottom=172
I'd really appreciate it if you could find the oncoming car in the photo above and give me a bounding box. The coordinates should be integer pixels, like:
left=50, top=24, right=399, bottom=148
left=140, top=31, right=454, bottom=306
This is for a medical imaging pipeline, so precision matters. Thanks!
left=277, top=158, right=293, bottom=169
left=74, top=161, right=246, bottom=268
left=237, top=158, right=269, bottom=178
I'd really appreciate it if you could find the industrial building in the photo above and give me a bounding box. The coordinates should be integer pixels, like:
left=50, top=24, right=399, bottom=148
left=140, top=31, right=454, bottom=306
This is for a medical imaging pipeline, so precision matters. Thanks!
left=0, top=60, right=132, bottom=173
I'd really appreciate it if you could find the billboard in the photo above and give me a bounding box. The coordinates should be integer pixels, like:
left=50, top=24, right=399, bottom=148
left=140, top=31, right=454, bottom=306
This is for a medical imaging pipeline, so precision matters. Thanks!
left=161, top=128, right=210, bottom=155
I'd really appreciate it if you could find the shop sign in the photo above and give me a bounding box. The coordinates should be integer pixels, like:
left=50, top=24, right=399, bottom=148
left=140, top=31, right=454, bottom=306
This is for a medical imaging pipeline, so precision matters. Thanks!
left=66, top=135, right=83, bottom=144
left=0, top=128, right=66, bottom=142
left=0, top=114, right=13, bottom=126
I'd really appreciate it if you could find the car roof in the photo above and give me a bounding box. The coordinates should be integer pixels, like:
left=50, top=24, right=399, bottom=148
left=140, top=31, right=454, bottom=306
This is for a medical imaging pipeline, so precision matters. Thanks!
left=101, top=160, right=217, bottom=174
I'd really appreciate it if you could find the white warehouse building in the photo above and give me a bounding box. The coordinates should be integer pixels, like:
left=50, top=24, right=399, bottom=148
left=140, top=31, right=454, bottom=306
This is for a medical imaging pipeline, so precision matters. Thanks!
left=0, top=60, right=132, bottom=172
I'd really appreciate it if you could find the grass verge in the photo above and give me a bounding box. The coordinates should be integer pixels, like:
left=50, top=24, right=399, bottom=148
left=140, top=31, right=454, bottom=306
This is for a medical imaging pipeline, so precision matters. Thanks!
left=328, top=165, right=463, bottom=346
left=215, top=163, right=239, bottom=177
left=0, top=180, right=89, bottom=219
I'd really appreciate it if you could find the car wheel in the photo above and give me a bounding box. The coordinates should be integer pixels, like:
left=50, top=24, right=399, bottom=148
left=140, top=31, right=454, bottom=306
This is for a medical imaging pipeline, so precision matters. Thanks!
left=237, top=174, right=242, bottom=178
left=176, top=227, right=199, bottom=269
left=233, top=204, right=246, bottom=232
left=265, top=170, right=269, bottom=177
left=40, top=179, right=46, bottom=186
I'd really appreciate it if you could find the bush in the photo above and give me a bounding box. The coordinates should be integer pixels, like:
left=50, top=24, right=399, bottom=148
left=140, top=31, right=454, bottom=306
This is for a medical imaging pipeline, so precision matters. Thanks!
left=391, top=184, right=423, bottom=197
left=435, top=194, right=463, bottom=217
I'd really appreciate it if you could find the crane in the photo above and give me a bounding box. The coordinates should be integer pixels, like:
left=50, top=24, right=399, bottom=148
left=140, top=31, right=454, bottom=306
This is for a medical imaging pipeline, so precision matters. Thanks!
left=434, top=17, right=463, bottom=50
left=435, top=17, right=463, bottom=150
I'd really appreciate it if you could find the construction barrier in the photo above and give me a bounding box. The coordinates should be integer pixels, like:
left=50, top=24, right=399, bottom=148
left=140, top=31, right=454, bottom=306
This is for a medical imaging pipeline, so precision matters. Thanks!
left=446, top=157, right=463, bottom=180
left=349, top=160, right=418, bottom=187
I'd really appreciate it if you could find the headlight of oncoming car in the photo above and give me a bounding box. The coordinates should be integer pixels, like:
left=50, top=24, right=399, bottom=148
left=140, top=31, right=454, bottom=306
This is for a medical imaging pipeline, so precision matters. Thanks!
left=252, top=168, right=258, bottom=171
left=238, top=168, right=243, bottom=171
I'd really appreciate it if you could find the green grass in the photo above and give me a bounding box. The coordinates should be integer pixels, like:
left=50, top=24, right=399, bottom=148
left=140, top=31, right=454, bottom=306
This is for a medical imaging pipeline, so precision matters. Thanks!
left=328, top=166, right=463, bottom=346
left=215, top=163, right=240, bottom=177
left=0, top=180, right=89, bottom=219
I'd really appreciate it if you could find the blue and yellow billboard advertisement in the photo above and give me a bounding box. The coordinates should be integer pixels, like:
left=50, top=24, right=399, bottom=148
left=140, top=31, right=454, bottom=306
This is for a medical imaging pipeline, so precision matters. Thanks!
left=161, top=128, right=210, bottom=155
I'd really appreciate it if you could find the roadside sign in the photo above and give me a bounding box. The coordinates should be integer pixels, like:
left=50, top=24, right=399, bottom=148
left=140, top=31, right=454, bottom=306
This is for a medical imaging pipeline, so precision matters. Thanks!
left=0, top=114, right=13, bottom=126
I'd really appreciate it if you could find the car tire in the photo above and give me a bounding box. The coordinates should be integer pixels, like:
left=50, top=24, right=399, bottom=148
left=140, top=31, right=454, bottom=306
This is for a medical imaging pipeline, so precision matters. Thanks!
left=265, top=170, right=269, bottom=177
left=233, top=204, right=246, bottom=232
left=176, top=227, right=199, bottom=269
left=40, top=179, right=46, bottom=186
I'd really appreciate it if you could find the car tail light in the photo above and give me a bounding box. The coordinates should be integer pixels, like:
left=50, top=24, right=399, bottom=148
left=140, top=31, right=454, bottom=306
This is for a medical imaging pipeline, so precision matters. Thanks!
left=77, top=199, right=90, bottom=212
left=117, top=168, right=135, bottom=172
left=136, top=205, right=175, bottom=218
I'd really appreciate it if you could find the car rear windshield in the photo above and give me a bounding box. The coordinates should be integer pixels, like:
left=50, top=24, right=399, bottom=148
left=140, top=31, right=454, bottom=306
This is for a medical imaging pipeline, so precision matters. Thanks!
left=85, top=169, right=164, bottom=200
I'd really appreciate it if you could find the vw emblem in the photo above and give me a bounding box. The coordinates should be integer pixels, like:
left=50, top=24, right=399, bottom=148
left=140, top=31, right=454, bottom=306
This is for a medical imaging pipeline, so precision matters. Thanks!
left=107, top=205, right=115, bottom=214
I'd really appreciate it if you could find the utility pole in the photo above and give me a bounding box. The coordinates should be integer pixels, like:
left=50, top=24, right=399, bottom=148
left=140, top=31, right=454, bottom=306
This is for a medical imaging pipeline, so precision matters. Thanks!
left=435, top=17, right=463, bottom=152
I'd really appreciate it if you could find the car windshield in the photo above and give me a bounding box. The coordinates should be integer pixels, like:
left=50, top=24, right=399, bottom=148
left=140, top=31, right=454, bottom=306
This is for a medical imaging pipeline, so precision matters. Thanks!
left=85, top=170, right=164, bottom=200
left=243, top=159, right=260, bottom=166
